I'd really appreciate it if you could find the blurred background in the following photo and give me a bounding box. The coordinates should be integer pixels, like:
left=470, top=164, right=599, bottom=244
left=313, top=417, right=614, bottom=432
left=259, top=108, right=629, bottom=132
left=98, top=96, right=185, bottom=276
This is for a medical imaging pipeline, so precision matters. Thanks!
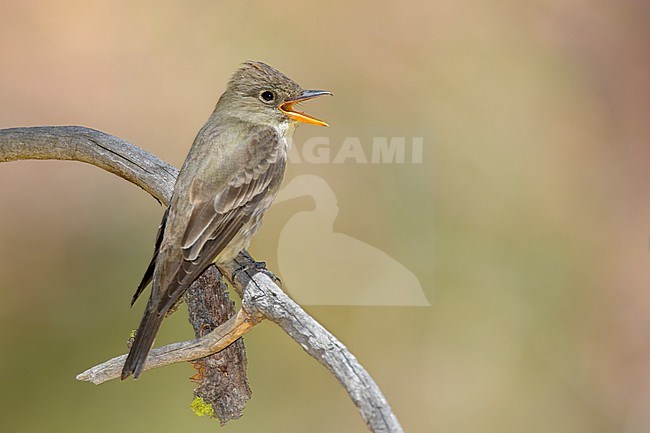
left=0, top=1, right=649, bottom=432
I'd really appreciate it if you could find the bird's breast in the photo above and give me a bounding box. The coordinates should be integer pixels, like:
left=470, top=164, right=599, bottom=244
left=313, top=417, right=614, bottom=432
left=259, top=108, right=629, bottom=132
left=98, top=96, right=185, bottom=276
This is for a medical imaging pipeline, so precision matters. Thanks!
left=274, top=120, right=296, bottom=152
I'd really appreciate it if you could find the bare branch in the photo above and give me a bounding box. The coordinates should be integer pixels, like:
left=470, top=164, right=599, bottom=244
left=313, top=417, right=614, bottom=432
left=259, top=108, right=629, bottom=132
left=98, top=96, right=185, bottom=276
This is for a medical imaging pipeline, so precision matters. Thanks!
left=222, top=252, right=404, bottom=433
left=76, top=308, right=258, bottom=385
left=0, top=126, right=404, bottom=433
left=0, top=126, right=177, bottom=204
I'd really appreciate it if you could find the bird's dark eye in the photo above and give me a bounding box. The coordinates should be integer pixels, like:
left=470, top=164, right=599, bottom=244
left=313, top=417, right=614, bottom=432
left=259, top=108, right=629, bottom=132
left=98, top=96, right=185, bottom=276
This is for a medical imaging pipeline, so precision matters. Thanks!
left=260, top=90, right=275, bottom=102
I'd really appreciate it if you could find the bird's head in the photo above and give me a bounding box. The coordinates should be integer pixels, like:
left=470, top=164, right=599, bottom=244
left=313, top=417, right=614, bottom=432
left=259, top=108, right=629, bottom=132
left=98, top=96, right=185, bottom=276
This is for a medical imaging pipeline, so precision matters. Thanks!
left=220, top=61, right=331, bottom=128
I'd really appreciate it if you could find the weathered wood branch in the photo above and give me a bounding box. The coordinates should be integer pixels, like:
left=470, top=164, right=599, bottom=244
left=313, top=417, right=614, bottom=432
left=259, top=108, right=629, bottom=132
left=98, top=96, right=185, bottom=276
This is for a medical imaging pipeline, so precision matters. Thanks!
left=0, top=126, right=177, bottom=203
left=76, top=304, right=258, bottom=384
left=0, top=125, right=404, bottom=433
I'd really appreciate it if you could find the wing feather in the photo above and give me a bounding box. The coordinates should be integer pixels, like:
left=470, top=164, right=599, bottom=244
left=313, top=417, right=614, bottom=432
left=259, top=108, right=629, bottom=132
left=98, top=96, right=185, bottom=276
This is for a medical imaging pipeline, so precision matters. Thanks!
left=131, top=206, right=170, bottom=306
left=153, top=127, right=286, bottom=314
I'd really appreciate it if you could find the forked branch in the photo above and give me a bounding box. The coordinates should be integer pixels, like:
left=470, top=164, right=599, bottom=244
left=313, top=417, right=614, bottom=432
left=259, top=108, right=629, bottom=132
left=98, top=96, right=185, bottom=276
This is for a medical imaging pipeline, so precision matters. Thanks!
left=0, top=126, right=404, bottom=433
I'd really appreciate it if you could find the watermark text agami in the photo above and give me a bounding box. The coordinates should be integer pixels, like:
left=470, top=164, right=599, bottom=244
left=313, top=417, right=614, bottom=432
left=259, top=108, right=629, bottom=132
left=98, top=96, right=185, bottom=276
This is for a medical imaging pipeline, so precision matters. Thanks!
left=288, top=136, right=424, bottom=164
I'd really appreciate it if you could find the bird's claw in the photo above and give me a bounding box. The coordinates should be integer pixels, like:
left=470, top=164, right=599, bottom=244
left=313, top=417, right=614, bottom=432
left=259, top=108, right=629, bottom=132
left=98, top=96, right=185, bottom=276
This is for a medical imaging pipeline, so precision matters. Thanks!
left=232, top=260, right=283, bottom=287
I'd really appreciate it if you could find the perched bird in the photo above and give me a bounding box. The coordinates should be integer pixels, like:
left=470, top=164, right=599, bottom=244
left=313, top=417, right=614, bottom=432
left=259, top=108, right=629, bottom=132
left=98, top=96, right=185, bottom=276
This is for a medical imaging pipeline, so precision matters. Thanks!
left=122, top=61, right=330, bottom=379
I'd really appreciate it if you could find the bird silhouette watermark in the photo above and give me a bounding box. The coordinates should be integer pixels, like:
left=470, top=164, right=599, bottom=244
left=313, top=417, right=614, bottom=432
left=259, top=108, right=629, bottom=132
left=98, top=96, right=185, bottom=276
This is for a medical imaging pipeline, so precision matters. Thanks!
left=272, top=174, right=430, bottom=306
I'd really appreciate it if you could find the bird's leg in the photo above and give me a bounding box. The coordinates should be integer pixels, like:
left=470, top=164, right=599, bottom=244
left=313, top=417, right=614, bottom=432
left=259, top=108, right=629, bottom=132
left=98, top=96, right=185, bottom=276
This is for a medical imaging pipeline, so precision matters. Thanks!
left=165, top=297, right=184, bottom=317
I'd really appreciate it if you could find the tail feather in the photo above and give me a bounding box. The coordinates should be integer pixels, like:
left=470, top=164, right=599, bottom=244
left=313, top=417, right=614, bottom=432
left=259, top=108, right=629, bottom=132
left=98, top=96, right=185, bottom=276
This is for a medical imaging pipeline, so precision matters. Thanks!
left=121, top=307, right=164, bottom=380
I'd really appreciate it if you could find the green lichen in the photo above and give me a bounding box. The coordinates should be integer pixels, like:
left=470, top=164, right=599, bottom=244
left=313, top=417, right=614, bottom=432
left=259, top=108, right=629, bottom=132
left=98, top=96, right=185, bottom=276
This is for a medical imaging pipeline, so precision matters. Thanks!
left=191, top=396, right=215, bottom=418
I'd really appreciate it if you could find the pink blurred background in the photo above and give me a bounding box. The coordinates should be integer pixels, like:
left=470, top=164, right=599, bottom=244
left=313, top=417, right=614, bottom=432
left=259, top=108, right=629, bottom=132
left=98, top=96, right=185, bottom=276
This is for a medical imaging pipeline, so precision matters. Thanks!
left=1, top=1, right=649, bottom=432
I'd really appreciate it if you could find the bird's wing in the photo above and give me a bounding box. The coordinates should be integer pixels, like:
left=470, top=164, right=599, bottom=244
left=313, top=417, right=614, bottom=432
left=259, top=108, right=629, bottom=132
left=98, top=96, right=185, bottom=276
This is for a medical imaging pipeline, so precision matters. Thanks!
left=153, top=126, right=285, bottom=314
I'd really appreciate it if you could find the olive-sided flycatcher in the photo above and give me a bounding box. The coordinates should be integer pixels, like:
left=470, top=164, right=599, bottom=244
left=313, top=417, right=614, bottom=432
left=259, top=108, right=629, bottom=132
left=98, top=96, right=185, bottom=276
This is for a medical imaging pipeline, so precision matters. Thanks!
left=121, top=61, right=330, bottom=379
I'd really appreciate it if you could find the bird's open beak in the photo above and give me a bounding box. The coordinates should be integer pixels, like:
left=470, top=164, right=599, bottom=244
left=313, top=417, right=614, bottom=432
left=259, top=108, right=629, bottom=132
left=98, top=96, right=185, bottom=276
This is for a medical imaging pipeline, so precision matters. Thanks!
left=279, top=90, right=332, bottom=127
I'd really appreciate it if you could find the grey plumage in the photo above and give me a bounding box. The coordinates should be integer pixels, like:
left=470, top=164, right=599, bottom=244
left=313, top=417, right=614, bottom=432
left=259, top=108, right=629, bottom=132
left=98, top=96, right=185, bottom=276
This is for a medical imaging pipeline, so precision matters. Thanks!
left=122, top=61, right=329, bottom=379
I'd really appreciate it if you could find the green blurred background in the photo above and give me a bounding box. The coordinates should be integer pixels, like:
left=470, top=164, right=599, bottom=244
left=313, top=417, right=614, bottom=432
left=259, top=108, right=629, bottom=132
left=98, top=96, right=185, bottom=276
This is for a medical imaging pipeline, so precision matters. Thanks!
left=1, top=1, right=649, bottom=432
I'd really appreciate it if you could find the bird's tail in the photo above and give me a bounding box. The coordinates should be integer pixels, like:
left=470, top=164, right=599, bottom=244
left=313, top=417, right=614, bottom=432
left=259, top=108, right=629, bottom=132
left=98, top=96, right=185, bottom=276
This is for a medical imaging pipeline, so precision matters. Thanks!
left=121, top=306, right=164, bottom=380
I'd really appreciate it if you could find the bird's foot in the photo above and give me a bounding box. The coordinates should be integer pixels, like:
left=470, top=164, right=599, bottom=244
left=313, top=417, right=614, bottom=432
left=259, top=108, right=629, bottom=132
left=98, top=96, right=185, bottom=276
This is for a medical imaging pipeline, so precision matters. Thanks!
left=232, top=260, right=283, bottom=287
